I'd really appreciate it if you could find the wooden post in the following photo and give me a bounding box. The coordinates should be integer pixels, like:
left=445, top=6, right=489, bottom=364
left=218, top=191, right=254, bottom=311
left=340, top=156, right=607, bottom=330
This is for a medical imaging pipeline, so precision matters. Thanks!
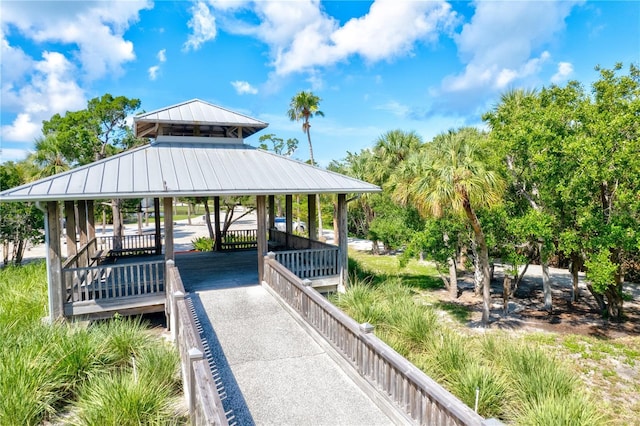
left=77, top=200, right=89, bottom=267
left=154, top=198, right=161, bottom=254
left=257, top=195, right=267, bottom=281
left=64, top=201, right=77, bottom=258
left=337, top=194, right=348, bottom=291
left=285, top=194, right=293, bottom=248
left=268, top=195, right=275, bottom=229
left=46, top=201, right=64, bottom=320
left=87, top=200, right=96, bottom=257
left=214, top=196, right=222, bottom=252
left=164, top=197, right=174, bottom=261
left=307, top=194, right=317, bottom=242
left=188, top=348, right=204, bottom=415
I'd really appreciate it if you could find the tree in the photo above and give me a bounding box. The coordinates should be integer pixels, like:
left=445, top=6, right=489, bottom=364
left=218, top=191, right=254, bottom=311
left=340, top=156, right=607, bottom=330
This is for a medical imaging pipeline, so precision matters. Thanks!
left=258, top=133, right=298, bottom=157
left=40, top=94, right=143, bottom=245
left=0, top=162, right=44, bottom=264
left=287, top=91, right=325, bottom=238
left=395, top=128, right=505, bottom=325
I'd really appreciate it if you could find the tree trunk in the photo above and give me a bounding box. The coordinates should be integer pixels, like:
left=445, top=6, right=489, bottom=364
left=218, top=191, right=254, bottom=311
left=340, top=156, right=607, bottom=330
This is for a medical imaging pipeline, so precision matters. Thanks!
left=203, top=199, right=214, bottom=241
left=503, top=274, right=511, bottom=316
left=471, top=238, right=483, bottom=296
left=570, top=252, right=583, bottom=303
left=448, top=256, right=458, bottom=299
left=539, top=242, right=553, bottom=312
left=3, top=242, right=8, bottom=265
left=187, top=203, right=192, bottom=226
left=462, top=199, right=491, bottom=325
left=604, top=283, right=624, bottom=320
left=112, top=199, right=123, bottom=250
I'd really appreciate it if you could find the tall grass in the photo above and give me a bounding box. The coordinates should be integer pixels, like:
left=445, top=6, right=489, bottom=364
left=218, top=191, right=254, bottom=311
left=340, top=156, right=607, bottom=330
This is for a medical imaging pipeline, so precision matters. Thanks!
left=0, top=261, right=183, bottom=425
left=333, top=256, right=607, bottom=425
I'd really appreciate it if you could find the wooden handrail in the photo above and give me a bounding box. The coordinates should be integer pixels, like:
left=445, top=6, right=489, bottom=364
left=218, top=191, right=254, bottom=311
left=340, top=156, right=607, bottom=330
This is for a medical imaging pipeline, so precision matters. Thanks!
left=166, top=260, right=229, bottom=426
left=263, top=254, right=490, bottom=426
left=269, top=229, right=335, bottom=250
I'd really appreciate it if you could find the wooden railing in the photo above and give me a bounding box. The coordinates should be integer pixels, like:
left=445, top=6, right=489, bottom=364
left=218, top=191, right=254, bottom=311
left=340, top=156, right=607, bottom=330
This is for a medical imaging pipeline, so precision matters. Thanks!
left=269, top=229, right=334, bottom=250
left=63, top=259, right=165, bottom=303
left=221, top=229, right=257, bottom=251
left=274, top=248, right=339, bottom=279
left=263, top=254, right=489, bottom=426
left=97, top=233, right=159, bottom=256
left=166, top=260, right=229, bottom=426
left=62, top=237, right=99, bottom=270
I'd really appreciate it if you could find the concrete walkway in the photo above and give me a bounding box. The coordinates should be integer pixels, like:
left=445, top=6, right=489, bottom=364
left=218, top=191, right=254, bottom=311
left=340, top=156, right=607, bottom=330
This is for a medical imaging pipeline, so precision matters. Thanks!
left=176, top=251, right=396, bottom=426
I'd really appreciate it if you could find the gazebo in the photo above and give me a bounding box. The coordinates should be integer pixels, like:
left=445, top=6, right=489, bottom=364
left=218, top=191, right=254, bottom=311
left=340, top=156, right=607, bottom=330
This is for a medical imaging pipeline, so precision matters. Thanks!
left=0, top=99, right=380, bottom=321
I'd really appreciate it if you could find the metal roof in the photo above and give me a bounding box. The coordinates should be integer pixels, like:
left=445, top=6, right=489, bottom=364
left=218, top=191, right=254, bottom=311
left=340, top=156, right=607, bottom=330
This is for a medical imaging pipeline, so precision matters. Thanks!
left=0, top=139, right=380, bottom=202
left=134, top=99, right=268, bottom=138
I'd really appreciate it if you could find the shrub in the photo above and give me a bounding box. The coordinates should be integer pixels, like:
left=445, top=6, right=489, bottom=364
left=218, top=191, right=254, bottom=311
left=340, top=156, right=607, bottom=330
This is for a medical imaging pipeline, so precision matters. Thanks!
left=192, top=237, right=214, bottom=251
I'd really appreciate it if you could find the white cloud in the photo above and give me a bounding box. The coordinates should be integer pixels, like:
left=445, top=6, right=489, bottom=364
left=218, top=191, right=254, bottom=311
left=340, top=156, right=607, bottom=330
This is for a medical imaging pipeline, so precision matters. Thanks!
left=148, top=65, right=160, bottom=81
left=1, top=1, right=151, bottom=80
left=441, top=1, right=579, bottom=94
left=1, top=51, right=85, bottom=144
left=375, top=101, right=410, bottom=118
left=0, top=148, right=32, bottom=163
left=551, top=61, right=574, bottom=83
left=231, top=80, right=258, bottom=95
left=184, top=2, right=217, bottom=51
left=0, top=1, right=150, bottom=147
left=208, top=0, right=456, bottom=76
left=157, top=49, right=167, bottom=62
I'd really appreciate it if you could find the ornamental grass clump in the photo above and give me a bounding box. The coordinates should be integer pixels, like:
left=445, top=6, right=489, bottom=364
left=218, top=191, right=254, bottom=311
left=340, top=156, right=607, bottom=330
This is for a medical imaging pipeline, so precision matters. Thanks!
left=70, top=372, right=179, bottom=426
left=0, top=260, right=183, bottom=425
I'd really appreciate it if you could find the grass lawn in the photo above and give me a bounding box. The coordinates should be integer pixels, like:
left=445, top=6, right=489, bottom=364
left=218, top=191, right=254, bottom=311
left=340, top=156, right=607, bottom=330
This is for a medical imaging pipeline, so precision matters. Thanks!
left=343, top=250, right=640, bottom=425
left=0, top=261, right=185, bottom=425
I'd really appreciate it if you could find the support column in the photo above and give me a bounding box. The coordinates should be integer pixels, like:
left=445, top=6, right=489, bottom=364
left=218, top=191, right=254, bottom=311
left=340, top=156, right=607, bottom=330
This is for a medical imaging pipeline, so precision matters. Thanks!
left=46, top=201, right=64, bottom=320
left=164, top=197, right=174, bottom=261
left=307, top=194, right=317, bottom=242
left=87, top=200, right=96, bottom=258
left=337, top=194, right=348, bottom=292
left=64, top=201, right=77, bottom=258
left=268, top=195, right=275, bottom=229
left=154, top=198, right=161, bottom=254
left=77, top=200, right=89, bottom=267
left=285, top=194, right=293, bottom=247
left=257, top=195, right=267, bottom=281
left=214, top=196, right=222, bottom=252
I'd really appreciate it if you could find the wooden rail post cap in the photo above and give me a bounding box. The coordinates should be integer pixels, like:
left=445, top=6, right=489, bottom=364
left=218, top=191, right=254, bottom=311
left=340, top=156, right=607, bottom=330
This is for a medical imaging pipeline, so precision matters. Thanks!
left=166, top=259, right=175, bottom=267
left=267, top=251, right=276, bottom=259
left=188, top=347, right=204, bottom=361
left=359, top=322, right=375, bottom=333
left=174, top=290, right=185, bottom=300
left=302, top=279, right=313, bottom=287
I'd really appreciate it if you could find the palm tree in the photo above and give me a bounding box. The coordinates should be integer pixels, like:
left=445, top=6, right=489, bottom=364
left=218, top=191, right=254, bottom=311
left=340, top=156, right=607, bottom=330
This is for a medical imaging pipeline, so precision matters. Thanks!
left=30, top=135, right=70, bottom=179
left=287, top=91, right=325, bottom=238
left=396, top=128, right=504, bottom=325
left=372, top=129, right=423, bottom=185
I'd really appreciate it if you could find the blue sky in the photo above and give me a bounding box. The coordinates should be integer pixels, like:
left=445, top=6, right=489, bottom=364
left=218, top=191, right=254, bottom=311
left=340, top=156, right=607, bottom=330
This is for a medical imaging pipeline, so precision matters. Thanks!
left=1, top=0, right=639, bottom=167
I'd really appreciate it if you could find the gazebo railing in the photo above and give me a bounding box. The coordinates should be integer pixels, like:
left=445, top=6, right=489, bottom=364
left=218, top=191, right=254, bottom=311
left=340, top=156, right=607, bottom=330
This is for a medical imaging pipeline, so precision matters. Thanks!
left=63, top=259, right=165, bottom=303
left=221, top=229, right=257, bottom=250
left=97, top=234, right=159, bottom=256
left=274, top=248, right=339, bottom=279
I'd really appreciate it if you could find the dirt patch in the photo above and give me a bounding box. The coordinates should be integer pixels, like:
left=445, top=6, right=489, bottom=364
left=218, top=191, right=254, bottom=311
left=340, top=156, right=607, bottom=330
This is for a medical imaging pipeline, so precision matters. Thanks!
left=450, top=264, right=640, bottom=338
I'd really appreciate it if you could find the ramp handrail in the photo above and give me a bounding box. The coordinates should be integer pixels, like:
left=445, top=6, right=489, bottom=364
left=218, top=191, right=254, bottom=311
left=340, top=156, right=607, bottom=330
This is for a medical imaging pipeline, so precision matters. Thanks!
left=263, top=253, right=490, bottom=426
left=166, top=260, right=229, bottom=426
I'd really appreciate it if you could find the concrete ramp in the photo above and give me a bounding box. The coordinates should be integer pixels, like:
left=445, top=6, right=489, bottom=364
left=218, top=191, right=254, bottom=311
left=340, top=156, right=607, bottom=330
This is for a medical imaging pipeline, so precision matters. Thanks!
left=176, top=252, right=396, bottom=425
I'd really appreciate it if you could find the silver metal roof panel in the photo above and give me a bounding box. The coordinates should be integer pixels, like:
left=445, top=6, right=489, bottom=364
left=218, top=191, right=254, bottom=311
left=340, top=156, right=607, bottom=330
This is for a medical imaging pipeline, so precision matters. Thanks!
left=0, top=141, right=380, bottom=202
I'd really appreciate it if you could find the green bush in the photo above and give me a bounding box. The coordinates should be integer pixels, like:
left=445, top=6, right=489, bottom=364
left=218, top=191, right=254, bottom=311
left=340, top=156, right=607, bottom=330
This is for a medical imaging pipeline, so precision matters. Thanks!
left=192, top=236, right=214, bottom=251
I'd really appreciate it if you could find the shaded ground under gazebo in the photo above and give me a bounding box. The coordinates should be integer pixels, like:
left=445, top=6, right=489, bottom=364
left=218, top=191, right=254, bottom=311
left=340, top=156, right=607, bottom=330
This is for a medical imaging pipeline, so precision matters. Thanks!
left=0, top=99, right=380, bottom=321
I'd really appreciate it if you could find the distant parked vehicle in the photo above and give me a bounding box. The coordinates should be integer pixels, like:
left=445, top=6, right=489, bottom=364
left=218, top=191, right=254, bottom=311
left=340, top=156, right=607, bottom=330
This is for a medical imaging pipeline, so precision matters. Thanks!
left=274, top=217, right=306, bottom=233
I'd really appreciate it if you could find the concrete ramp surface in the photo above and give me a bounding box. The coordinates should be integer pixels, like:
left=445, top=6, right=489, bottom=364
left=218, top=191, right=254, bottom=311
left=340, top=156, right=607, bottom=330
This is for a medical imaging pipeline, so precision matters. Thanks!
left=177, top=252, right=396, bottom=426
